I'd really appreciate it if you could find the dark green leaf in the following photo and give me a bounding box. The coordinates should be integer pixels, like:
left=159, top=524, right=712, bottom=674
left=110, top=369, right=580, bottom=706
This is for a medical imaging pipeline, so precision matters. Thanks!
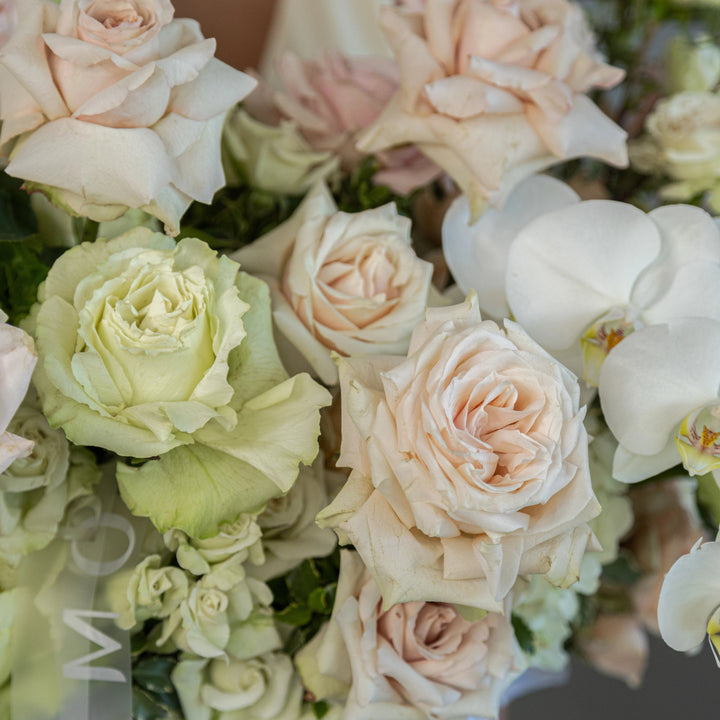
left=132, top=686, right=183, bottom=720
left=133, top=656, right=177, bottom=695
left=313, top=700, right=330, bottom=718
left=0, top=174, right=38, bottom=240
left=276, top=602, right=312, bottom=626
left=288, top=560, right=321, bottom=604
left=601, top=552, right=642, bottom=586
left=511, top=614, right=535, bottom=655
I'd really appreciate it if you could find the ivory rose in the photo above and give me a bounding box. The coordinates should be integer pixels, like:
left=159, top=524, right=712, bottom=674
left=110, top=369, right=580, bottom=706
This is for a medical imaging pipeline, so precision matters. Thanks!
left=317, top=297, right=599, bottom=610
left=356, top=0, right=627, bottom=216
left=0, top=311, right=36, bottom=474
left=234, top=183, right=433, bottom=385
left=0, top=0, right=256, bottom=234
left=631, top=92, right=720, bottom=211
left=28, top=227, right=331, bottom=537
left=249, top=51, right=440, bottom=194
left=296, top=550, right=522, bottom=720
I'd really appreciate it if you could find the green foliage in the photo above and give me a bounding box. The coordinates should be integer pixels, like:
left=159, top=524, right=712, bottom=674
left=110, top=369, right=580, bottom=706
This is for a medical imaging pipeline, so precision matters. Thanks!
left=179, top=182, right=302, bottom=253
left=601, top=552, right=643, bottom=586
left=511, top=614, right=536, bottom=655
left=268, top=550, right=340, bottom=657
left=132, top=656, right=183, bottom=720
left=333, top=156, right=415, bottom=217
left=0, top=174, right=38, bottom=240
left=0, top=238, right=50, bottom=324
left=313, top=700, right=330, bottom=718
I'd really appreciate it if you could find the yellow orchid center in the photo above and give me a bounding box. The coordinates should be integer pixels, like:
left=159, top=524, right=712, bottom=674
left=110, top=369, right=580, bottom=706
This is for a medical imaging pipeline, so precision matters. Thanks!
left=581, top=314, right=635, bottom=386
left=675, top=404, right=720, bottom=476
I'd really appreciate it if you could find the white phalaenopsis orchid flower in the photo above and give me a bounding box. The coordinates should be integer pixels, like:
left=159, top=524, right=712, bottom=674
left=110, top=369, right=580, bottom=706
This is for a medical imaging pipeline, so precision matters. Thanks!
left=599, top=317, right=720, bottom=482
left=442, top=175, right=579, bottom=322
left=657, top=535, right=720, bottom=666
left=506, top=202, right=720, bottom=384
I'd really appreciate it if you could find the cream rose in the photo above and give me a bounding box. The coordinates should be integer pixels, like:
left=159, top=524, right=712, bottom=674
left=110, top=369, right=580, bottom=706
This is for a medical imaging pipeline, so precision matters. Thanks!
left=356, top=0, right=627, bottom=216
left=296, top=550, right=522, bottom=720
left=234, top=183, right=433, bottom=385
left=0, top=0, right=256, bottom=234
left=318, top=297, right=599, bottom=610
left=630, top=91, right=720, bottom=211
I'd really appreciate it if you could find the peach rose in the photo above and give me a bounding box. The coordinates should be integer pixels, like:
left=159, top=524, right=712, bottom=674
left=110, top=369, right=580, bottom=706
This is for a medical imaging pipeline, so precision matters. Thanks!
left=296, top=550, right=522, bottom=720
left=317, top=296, right=599, bottom=610
left=0, top=0, right=256, bottom=234
left=247, top=51, right=441, bottom=195
left=357, top=0, right=627, bottom=216
left=233, top=183, right=433, bottom=385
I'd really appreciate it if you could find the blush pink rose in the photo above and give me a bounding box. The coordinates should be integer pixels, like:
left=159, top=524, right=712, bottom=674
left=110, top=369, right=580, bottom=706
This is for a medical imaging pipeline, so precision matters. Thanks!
left=296, top=550, right=522, bottom=720
left=317, top=296, right=600, bottom=611
left=357, top=0, right=628, bottom=216
left=234, top=183, right=434, bottom=385
left=0, top=0, right=256, bottom=234
left=247, top=51, right=441, bottom=194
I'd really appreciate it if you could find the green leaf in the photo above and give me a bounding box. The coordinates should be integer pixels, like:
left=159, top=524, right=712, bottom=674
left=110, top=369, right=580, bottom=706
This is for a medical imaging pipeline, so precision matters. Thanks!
left=276, top=602, right=312, bottom=627
left=313, top=700, right=330, bottom=718
left=132, top=686, right=183, bottom=720
left=0, top=174, right=38, bottom=240
left=133, top=656, right=177, bottom=695
left=601, top=552, right=642, bottom=586
left=288, top=560, right=321, bottom=604
left=0, top=237, right=49, bottom=323
left=511, top=614, right=536, bottom=655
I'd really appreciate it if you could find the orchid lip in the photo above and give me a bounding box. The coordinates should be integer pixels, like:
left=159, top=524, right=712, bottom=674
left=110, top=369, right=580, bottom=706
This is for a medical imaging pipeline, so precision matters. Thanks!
left=581, top=312, right=636, bottom=386
left=675, top=403, right=720, bottom=476
left=707, top=606, right=720, bottom=668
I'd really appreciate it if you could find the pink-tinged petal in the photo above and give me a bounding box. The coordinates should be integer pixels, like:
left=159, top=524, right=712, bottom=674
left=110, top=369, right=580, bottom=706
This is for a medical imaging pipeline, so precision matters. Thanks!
left=0, top=322, right=36, bottom=431
left=658, top=539, right=720, bottom=651
left=167, top=57, right=256, bottom=121
left=424, top=75, right=525, bottom=118
left=169, top=113, right=225, bottom=204
left=73, top=63, right=170, bottom=127
left=379, top=7, right=444, bottom=110
left=42, top=33, right=138, bottom=70
left=507, top=200, right=661, bottom=350
left=494, top=25, right=558, bottom=67
left=599, top=318, right=720, bottom=457
left=527, top=94, right=628, bottom=165
left=7, top=118, right=175, bottom=208
left=455, top=0, right=529, bottom=71
left=0, top=0, right=67, bottom=128
left=442, top=175, right=579, bottom=320
left=424, top=0, right=456, bottom=73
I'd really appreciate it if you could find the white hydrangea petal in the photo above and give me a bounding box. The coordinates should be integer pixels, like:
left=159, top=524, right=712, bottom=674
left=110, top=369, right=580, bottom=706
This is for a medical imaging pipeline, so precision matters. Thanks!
left=507, top=200, right=661, bottom=350
left=442, top=175, right=578, bottom=320
left=599, top=318, right=720, bottom=457
left=658, top=539, right=720, bottom=651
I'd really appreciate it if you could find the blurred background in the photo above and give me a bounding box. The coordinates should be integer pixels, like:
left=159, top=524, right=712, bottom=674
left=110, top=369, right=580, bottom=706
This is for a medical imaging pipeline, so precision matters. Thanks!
left=174, top=1, right=719, bottom=716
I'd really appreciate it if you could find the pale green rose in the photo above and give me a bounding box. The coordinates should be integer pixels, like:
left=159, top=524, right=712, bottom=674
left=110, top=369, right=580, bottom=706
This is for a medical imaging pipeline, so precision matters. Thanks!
left=162, top=574, right=279, bottom=660
left=223, top=109, right=339, bottom=195
left=173, top=652, right=304, bottom=720
left=165, top=514, right=264, bottom=578
left=666, top=36, right=720, bottom=94
left=0, top=589, right=15, bottom=687
left=0, top=400, right=100, bottom=566
left=29, top=227, right=331, bottom=537
left=249, top=456, right=336, bottom=582
left=106, top=554, right=189, bottom=631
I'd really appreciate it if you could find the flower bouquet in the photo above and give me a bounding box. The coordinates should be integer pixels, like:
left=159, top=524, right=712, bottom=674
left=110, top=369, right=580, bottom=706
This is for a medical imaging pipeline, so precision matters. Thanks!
left=0, top=0, right=719, bottom=719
